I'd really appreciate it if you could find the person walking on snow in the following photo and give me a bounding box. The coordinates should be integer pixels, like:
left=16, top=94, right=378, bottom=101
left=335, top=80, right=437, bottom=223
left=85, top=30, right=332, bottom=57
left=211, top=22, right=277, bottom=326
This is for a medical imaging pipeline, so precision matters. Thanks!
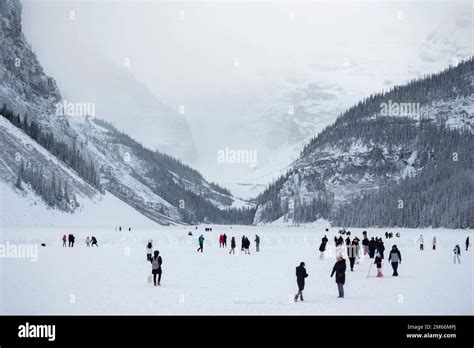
left=85, top=236, right=91, bottom=247
left=241, top=236, right=245, bottom=251
left=223, top=234, right=227, bottom=247
left=466, top=237, right=470, bottom=251
left=322, top=235, right=328, bottom=244
left=453, top=245, right=461, bottom=264
left=229, top=236, right=236, bottom=254
left=347, top=241, right=357, bottom=271
left=219, top=234, right=224, bottom=248
left=150, top=250, right=163, bottom=286
left=417, top=234, right=424, bottom=250
left=388, top=245, right=401, bottom=276
left=331, top=255, right=346, bottom=298
left=244, top=237, right=251, bottom=254
left=374, top=249, right=383, bottom=277
left=91, top=236, right=98, bottom=247
left=255, top=235, right=260, bottom=252
left=62, top=234, right=67, bottom=247
left=197, top=234, right=204, bottom=253
left=368, top=237, right=376, bottom=258
left=319, top=240, right=326, bottom=260
left=362, top=236, right=369, bottom=255
left=432, top=236, right=437, bottom=250
left=146, top=240, right=153, bottom=261
left=294, top=262, right=308, bottom=302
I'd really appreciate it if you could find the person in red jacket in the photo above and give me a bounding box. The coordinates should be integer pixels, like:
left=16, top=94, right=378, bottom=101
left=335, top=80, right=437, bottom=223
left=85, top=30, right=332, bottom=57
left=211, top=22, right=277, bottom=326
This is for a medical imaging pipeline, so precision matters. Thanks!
left=219, top=234, right=224, bottom=248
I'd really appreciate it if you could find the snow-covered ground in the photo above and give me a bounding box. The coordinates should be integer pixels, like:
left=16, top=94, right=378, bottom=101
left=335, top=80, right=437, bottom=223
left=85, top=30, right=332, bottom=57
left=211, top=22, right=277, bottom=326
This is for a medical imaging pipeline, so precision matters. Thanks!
left=0, top=224, right=472, bottom=315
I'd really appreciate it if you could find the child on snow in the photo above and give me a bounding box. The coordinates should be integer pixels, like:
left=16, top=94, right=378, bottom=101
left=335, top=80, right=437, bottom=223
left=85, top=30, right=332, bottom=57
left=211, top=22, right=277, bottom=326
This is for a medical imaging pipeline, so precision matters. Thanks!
left=146, top=240, right=153, bottom=261
left=374, top=250, right=383, bottom=277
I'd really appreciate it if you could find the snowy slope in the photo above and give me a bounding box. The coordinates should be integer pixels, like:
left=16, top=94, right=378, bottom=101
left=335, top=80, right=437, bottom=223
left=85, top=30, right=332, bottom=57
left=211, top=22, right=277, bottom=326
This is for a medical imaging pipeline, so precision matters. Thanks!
left=0, top=181, right=156, bottom=228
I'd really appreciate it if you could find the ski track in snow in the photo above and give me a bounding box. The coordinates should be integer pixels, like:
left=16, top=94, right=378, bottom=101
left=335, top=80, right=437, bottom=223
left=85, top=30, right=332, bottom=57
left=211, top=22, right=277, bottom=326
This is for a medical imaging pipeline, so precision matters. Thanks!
left=0, top=224, right=472, bottom=315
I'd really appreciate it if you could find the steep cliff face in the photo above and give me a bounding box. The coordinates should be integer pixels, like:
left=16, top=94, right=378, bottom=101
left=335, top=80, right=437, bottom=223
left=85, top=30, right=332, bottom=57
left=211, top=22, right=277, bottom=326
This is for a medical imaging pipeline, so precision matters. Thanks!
left=254, top=59, right=473, bottom=228
left=0, top=0, right=252, bottom=226
left=0, top=0, right=60, bottom=117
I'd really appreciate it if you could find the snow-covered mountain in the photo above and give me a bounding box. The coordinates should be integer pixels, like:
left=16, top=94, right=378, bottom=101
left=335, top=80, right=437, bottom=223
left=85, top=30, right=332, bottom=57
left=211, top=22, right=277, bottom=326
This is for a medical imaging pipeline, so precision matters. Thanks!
left=0, top=0, right=252, bottom=227
left=254, top=59, right=474, bottom=228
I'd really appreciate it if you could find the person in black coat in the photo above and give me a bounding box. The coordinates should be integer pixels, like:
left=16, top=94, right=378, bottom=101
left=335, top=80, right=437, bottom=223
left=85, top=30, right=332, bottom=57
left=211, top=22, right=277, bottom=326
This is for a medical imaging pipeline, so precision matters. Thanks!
left=319, top=241, right=326, bottom=260
left=229, top=236, right=236, bottom=254
left=150, top=250, right=163, bottom=286
left=223, top=234, right=227, bottom=247
left=331, top=256, right=346, bottom=298
left=368, top=237, right=376, bottom=258
left=294, top=262, right=308, bottom=302
left=345, top=236, right=351, bottom=246
left=337, top=236, right=344, bottom=246
left=322, top=235, right=328, bottom=244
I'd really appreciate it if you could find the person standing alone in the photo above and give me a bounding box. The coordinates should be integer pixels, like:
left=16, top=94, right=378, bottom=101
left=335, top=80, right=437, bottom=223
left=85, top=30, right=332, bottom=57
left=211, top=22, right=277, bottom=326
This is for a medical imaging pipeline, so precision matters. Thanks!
left=255, top=235, right=260, bottom=252
left=150, top=250, right=163, bottom=286
left=453, top=244, right=461, bottom=264
left=432, top=236, right=437, bottom=250
left=197, top=234, right=205, bottom=253
left=388, top=245, right=401, bottom=276
left=294, top=262, right=308, bottom=302
left=331, top=255, right=346, bottom=298
left=417, top=234, right=424, bottom=251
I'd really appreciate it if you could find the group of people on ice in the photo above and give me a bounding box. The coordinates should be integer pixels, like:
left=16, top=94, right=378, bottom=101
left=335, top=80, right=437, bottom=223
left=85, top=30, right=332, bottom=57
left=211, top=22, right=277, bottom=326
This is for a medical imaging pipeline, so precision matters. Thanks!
left=61, top=234, right=97, bottom=247
left=416, top=234, right=469, bottom=264
left=194, top=232, right=261, bottom=255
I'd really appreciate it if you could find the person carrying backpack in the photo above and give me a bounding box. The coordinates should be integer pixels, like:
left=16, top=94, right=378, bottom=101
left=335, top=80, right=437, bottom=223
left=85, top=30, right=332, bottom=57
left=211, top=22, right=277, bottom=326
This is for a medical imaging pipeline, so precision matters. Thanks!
left=150, top=250, right=163, bottom=286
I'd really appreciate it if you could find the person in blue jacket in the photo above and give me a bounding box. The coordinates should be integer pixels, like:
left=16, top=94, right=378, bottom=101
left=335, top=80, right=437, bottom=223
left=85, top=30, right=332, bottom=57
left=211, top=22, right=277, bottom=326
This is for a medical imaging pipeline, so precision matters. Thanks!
left=197, top=234, right=205, bottom=253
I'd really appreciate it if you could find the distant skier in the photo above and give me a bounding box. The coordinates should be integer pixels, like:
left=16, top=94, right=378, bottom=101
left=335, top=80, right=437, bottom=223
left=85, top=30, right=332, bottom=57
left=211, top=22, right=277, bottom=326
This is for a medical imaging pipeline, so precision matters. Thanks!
left=319, top=241, right=326, bottom=260
left=91, top=236, right=98, bottom=247
left=374, top=249, right=383, bottom=277
left=197, top=234, right=205, bottom=252
left=294, top=262, right=308, bottom=302
left=453, top=244, right=461, bottom=264
left=432, top=236, right=437, bottom=250
left=146, top=240, right=153, bottom=261
left=255, top=235, right=260, bottom=252
left=417, top=234, right=424, bottom=251
left=62, top=234, right=67, bottom=247
left=150, top=250, right=163, bottom=286
left=466, top=237, right=470, bottom=251
left=229, top=236, right=236, bottom=254
left=223, top=234, right=227, bottom=247
left=331, top=255, right=346, bottom=298
left=85, top=236, right=91, bottom=247
left=388, top=245, right=401, bottom=276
